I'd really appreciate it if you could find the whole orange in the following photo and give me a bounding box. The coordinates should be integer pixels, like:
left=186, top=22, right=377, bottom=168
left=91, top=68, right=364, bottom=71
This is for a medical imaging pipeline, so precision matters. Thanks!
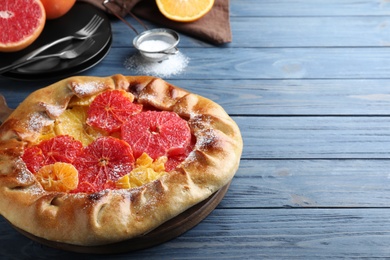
left=40, top=0, right=76, bottom=20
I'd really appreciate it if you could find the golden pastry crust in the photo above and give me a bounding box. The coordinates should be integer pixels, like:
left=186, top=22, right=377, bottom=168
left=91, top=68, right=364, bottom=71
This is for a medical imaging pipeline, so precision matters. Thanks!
left=0, top=75, right=243, bottom=246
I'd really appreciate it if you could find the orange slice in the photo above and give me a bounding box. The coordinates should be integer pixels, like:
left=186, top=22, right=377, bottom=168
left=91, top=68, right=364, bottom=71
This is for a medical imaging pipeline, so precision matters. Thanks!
left=68, top=94, right=98, bottom=107
left=35, top=162, right=79, bottom=192
left=116, top=153, right=167, bottom=189
left=35, top=124, right=57, bottom=144
left=55, top=106, right=105, bottom=146
left=0, top=0, right=46, bottom=52
left=156, top=0, right=214, bottom=22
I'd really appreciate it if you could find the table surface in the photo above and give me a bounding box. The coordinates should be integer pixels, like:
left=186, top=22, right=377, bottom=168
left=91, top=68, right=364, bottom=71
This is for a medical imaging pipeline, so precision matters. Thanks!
left=2, top=0, right=390, bottom=258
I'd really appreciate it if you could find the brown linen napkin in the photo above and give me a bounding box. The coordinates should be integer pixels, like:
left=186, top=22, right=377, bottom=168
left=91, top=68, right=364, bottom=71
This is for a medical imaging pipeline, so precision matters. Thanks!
left=78, top=0, right=232, bottom=44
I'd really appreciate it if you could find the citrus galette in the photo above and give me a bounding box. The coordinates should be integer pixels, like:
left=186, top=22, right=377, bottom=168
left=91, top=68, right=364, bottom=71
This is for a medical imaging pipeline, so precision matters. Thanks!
left=0, top=74, right=243, bottom=246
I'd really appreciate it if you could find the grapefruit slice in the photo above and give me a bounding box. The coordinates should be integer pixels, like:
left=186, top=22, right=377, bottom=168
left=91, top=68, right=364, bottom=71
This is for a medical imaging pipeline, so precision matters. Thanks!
left=87, top=90, right=143, bottom=133
left=165, top=139, right=195, bottom=171
left=121, top=110, right=192, bottom=159
left=0, top=0, right=46, bottom=52
left=22, top=135, right=83, bottom=173
left=73, top=136, right=135, bottom=193
left=35, top=162, right=79, bottom=192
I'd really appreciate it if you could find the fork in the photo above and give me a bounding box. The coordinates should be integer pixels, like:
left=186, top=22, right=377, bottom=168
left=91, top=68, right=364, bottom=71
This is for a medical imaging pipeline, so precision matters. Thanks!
left=18, top=15, right=103, bottom=62
left=0, top=38, right=95, bottom=74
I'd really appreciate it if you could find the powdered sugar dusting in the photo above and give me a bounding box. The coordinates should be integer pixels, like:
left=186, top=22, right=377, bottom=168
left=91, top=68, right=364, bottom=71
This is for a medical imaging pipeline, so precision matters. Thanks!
left=15, top=159, right=34, bottom=182
left=27, top=112, right=54, bottom=131
left=196, top=129, right=217, bottom=150
left=39, top=102, right=64, bottom=118
left=72, top=81, right=106, bottom=96
left=46, top=105, right=63, bottom=117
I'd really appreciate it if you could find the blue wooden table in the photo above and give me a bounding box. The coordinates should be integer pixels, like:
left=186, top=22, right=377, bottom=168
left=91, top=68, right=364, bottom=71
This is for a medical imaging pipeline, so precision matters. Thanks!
left=2, top=0, right=390, bottom=258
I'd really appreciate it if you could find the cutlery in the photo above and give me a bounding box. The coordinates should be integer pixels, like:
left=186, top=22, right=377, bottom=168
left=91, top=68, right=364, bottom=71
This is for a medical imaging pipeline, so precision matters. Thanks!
left=0, top=38, right=95, bottom=74
left=0, top=15, right=103, bottom=73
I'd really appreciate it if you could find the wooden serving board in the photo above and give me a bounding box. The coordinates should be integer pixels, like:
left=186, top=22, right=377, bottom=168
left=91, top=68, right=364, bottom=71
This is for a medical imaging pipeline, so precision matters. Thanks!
left=11, top=181, right=231, bottom=254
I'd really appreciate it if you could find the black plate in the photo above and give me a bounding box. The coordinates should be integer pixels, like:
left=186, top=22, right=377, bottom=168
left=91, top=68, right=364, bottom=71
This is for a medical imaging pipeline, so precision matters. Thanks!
left=0, top=2, right=111, bottom=80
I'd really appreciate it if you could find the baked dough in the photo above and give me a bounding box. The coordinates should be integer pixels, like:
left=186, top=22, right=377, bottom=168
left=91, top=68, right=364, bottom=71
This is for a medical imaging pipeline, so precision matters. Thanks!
left=0, top=75, right=243, bottom=246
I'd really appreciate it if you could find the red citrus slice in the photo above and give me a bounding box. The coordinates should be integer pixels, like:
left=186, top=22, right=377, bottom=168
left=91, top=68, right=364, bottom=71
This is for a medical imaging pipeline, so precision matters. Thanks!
left=21, top=146, right=44, bottom=174
left=0, top=0, right=46, bottom=52
left=22, top=135, right=83, bottom=173
left=87, top=90, right=143, bottom=133
left=121, top=111, right=192, bottom=159
left=73, top=136, right=135, bottom=193
left=165, top=138, right=195, bottom=171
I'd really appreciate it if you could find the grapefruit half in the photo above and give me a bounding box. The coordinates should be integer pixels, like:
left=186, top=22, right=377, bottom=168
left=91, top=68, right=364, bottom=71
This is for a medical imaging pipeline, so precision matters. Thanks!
left=0, top=0, right=46, bottom=52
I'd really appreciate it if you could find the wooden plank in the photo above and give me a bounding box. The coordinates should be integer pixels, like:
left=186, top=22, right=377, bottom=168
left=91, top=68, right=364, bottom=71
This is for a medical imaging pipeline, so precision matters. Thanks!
left=224, top=159, right=390, bottom=208
left=2, top=208, right=390, bottom=258
left=113, top=16, right=390, bottom=48
left=74, top=47, right=390, bottom=80
left=4, top=78, right=390, bottom=116
left=231, top=0, right=390, bottom=17
left=235, top=116, right=390, bottom=159
left=230, top=17, right=390, bottom=47
left=170, top=79, right=390, bottom=116
left=171, top=208, right=390, bottom=259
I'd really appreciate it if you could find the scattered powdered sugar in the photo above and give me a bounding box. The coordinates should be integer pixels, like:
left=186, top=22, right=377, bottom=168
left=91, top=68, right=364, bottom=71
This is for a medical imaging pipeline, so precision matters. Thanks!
left=124, top=52, right=189, bottom=78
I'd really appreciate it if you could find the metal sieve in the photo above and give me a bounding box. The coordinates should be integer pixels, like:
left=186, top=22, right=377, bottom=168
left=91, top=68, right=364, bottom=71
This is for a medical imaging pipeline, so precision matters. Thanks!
left=133, top=28, right=179, bottom=62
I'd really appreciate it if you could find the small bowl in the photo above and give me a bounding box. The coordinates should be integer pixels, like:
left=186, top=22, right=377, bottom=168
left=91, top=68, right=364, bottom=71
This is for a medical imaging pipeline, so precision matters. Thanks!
left=133, top=28, right=180, bottom=62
